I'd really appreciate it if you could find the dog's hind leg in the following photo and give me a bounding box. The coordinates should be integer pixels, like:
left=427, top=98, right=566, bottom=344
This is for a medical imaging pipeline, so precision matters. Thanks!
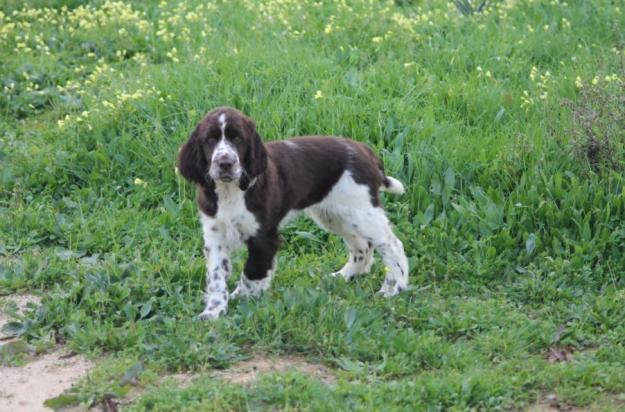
left=308, top=208, right=375, bottom=280
left=350, top=208, right=409, bottom=296
left=333, top=235, right=374, bottom=280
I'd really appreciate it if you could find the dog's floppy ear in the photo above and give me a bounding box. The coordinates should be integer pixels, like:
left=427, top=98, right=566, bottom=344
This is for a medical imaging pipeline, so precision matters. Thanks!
left=177, top=128, right=208, bottom=186
left=240, top=118, right=267, bottom=190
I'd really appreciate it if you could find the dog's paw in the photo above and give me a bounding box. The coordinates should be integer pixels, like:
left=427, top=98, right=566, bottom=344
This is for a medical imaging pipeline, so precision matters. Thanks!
left=330, top=269, right=355, bottom=281
left=230, top=280, right=255, bottom=299
left=198, top=297, right=228, bottom=320
left=231, top=284, right=263, bottom=299
left=377, top=279, right=407, bottom=297
left=198, top=306, right=226, bottom=320
left=231, top=275, right=270, bottom=299
left=230, top=285, right=244, bottom=299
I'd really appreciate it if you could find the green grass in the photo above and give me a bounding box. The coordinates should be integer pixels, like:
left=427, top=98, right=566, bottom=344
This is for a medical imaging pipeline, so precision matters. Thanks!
left=1, top=0, right=625, bottom=410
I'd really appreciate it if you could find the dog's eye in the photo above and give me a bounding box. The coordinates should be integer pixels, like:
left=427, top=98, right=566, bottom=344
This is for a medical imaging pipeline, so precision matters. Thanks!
left=232, top=136, right=242, bottom=144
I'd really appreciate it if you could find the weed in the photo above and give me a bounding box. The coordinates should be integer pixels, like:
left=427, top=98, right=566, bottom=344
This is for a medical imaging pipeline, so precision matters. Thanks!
left=452, top=0, right=490, bottom=16
left=565, top=71, right=625, bottom=172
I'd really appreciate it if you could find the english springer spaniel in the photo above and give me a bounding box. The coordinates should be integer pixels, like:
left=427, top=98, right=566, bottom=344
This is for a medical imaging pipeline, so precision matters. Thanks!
left=178, top=107, right=409, bottom=319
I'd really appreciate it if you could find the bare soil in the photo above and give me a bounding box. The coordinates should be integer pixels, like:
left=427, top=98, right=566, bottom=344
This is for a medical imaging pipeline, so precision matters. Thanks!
left=212, top=353, right=336, bottom=385
left=0, top=294, right=93, bottom=412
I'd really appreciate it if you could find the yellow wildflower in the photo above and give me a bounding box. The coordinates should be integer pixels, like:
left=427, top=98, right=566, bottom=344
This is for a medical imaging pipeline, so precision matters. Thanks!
left=605, top=74, right=619, bottom=83
left=520, top=90, right=534, bottom=109
left=575, top=76, right=583, bottom=88
left=561, top=17, right=571, bottom=29
left=134, top=178, right=147, bottom=187
left=529, top=66, right=538, bottom=81
left=166, top=47, right=179, bottom=63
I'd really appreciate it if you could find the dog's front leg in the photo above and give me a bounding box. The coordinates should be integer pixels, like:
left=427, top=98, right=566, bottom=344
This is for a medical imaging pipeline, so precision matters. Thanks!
left=199, top=248, right=230, bottom=320
left=231, top=232, right=279, bottom=299
left=198, top=218, right=231, bottom=320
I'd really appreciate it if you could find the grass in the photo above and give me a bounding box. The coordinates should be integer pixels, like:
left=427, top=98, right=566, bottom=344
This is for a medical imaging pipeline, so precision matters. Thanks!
left=1, top=0, right=625, bottom=410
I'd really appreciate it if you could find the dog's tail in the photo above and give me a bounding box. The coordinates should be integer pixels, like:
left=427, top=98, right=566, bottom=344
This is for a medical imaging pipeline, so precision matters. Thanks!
left=365, top=144, right=405, bottom=195
left=381, top=176, right=405, bottom=195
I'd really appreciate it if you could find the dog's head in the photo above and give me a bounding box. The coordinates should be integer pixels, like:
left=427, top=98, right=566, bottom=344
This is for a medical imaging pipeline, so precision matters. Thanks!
left=177, top=107, right=267, bottom=190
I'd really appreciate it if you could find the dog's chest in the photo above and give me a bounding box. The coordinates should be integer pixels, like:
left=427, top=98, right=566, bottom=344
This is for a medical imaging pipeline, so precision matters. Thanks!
left=213, top=185, right=259, bottom=244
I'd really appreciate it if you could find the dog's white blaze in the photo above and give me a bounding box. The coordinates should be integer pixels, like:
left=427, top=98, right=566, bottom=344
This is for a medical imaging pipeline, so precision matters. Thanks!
left=218, top=112, right=226, bottom=136
left=213, top=113, right=232, bottom=162
left=209, top=112, right=242, bottom=179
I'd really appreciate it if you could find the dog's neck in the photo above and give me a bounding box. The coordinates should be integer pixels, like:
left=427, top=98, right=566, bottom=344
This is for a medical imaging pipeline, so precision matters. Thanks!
left=213, top=177, right=257, bottom=199
left=214, top=180, right=242, bottom=200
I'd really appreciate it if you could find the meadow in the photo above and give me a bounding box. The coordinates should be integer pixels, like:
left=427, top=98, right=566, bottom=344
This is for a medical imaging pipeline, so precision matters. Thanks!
left=1, top=0, right=625, bottom=410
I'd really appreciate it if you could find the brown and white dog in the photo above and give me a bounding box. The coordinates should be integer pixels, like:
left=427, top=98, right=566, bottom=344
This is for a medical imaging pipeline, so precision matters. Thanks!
left=178, top=107, right=408, bottom=319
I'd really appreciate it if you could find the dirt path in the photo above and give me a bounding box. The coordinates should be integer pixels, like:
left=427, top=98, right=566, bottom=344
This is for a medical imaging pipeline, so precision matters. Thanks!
left=213, top=353, right=336, bottom=385
left=0, top=350, right=94, bottom=411
left=0, top=294, right=93, bottom=412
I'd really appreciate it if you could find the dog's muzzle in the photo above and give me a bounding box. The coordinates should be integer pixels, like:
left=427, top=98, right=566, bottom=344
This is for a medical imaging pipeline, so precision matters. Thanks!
left=210, top=152, right=241, bottom=182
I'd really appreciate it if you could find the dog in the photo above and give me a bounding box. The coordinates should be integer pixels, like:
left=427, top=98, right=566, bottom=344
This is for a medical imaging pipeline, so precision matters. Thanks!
left=177, top=107, right=408, bottom=319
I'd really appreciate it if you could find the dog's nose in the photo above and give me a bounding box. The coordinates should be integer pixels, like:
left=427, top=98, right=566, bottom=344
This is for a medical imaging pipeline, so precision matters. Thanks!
left=219, top=160, right=233, bottom=171
left=216, top=156, right=234, bottom=171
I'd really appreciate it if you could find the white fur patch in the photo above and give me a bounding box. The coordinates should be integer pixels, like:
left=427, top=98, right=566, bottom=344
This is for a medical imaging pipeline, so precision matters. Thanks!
left=231, top=269, right=274, bottom=299
left=381, top=176, right=405, bottom=195
left=308, top=172, right=408, bottom=294
left=208, top=182, right=260, bottom=246
left=218, top=112, right=226, bottom=136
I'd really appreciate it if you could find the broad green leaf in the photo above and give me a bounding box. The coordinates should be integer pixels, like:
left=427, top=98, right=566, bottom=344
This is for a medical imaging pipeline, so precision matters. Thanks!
left=140, top=301, right=152, bottom=319
left=444, top=168, right=456, bottom=189
left=1, top=321, right=26, bottom=337
left=119, top=362, right=145, bottom=386
left=0, top=339, right=34, bottom=357
left=526, top=233, right=536, bottom=255
left=344, top=307, right=357, bottom=329
left=43, top=394, right=80, bottom=410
